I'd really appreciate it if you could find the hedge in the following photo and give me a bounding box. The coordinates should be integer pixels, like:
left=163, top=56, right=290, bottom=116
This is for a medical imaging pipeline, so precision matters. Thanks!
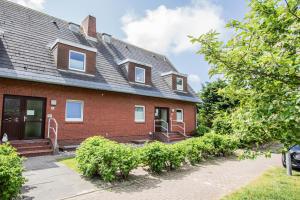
left=76, top=136, right=140, bottom=181
left=0, top=143, right=26, bottom=200
left=76, top=133, right=238, bottom=180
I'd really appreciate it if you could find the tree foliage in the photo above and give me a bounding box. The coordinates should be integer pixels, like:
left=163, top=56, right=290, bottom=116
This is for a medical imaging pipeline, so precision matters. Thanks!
left=197, top=79, right=238, bottom=135
left=191, top=0, right=300, bottom=147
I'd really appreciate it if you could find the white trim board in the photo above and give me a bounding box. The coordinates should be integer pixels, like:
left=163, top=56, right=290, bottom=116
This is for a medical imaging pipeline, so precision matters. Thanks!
left=48, top=38, right=98, bottom=52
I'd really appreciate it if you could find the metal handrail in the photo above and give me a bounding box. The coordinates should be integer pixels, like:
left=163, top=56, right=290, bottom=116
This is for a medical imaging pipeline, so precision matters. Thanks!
left=154, top=119, right=169, bottom=138
left=47, top=117, right=58, bottom=150
left=170, top=120, right=186, bottom=137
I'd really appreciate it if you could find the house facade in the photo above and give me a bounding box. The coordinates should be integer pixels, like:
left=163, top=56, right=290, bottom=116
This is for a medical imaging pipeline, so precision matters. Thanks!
left=0, top=0, right=200, bottom=153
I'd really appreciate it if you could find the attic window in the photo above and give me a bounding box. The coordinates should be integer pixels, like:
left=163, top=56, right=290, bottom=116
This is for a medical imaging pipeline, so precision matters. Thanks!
left=135, top=67, right=145, bottom=83
left=69, top=50, right=86, bottom=72
left=176, top=77, right=183, bottom=91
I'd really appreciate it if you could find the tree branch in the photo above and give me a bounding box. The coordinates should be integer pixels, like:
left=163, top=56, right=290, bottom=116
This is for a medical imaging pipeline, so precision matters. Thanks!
left=284, top=0, right=300, bottom=20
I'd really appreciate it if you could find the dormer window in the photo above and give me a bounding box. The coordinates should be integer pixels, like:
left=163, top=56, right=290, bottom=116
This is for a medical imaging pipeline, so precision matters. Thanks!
left=176, top=77, right=183, bottom=91
left=161, top=71, right=188, bottom=92
left=135, top=66, right=146, bottom=84
left=69, top=50, right=86, bottom=72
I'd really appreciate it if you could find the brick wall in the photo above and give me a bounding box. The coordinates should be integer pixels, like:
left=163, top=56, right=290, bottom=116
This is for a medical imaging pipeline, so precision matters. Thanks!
left=0, top=78, right=197, bottom=145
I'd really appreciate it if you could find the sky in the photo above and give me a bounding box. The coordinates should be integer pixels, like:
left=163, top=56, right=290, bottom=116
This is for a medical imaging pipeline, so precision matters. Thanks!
left=9, top=0, right=248, bottom=92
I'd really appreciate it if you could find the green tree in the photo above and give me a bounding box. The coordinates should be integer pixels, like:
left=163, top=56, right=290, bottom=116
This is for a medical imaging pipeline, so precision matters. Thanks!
left=197, top=79, right=238, bottom=135
left=191, top=0, right=300, bottom=147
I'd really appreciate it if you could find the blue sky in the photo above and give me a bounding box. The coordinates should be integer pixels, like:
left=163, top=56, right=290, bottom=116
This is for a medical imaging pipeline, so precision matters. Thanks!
left=10, top=0, right=248, bottom=92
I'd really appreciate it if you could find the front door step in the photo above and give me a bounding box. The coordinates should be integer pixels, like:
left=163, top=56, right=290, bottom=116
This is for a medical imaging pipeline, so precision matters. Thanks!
left=9, top=139, right=54, bottom=157
left=154, top=132, right=187, bottom=143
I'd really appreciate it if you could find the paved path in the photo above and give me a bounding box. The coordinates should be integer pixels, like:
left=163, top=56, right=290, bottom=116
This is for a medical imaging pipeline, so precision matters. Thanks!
left=22, top=154, right=281, bottom=200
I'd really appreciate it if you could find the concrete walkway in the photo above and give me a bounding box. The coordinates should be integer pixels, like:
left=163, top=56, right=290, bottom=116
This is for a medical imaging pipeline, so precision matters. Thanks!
left=21, top=154, right=281, bottom=200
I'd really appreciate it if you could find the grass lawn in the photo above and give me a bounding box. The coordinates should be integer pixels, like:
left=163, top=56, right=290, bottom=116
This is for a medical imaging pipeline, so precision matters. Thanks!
left=223, top=167, right=300, bottom=200
left=59, top=157, right=80, bottom=173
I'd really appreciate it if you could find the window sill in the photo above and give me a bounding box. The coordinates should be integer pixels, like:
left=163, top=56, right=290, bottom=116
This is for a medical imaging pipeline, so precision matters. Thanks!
left=65, top=121, right=84, bottom=124
left=135, top=121, right=145, bottom=124
left=129, top=82, right=152, bottom=87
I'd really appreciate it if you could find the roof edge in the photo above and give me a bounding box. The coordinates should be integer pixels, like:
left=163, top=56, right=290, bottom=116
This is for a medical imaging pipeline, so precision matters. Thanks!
left=48, top=38, right=98, bottom=52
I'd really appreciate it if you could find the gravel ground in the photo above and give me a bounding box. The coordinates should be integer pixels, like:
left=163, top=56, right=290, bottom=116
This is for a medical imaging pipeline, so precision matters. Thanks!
left=22, top=154, right=281, bottom=200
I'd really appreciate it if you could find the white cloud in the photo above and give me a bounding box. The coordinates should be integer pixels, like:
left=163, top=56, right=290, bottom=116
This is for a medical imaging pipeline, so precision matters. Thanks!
left=188, top=74, right=201, bottom=84
left=9, top=0, right=45, bottom=10
left=121, top=0, right=224, bottom=54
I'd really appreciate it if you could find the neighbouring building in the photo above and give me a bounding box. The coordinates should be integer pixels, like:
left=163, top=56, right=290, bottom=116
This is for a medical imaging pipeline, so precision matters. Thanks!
left=0, top=0, right=200, bottom=156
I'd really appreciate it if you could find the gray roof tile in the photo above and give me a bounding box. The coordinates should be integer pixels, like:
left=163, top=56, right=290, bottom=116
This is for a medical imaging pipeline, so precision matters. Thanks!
left=0, top=0, right=200, bottom=103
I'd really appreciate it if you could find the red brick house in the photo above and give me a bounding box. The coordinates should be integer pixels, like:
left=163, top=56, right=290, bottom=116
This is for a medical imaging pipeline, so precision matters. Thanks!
left=0, top=0, right=200, bottom=156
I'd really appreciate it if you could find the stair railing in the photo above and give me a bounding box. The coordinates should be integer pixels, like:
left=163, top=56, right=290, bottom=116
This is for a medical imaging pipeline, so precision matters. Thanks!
left=47, top=117, right=58, bottom=150
left=154, top=119, right=169, bottom=138
left=170, top=120, right=186, bottom=137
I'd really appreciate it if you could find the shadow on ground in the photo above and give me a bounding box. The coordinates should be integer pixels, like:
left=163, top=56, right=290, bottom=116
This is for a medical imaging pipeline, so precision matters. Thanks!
left=86, top=156, right=239, bottom=194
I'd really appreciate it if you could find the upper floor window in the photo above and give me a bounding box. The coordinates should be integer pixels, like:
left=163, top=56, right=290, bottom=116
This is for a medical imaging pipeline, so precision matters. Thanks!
left=176, top=77, right=183, bottom=91
left=135, top=67, right=145, bottom=83
left=69, top=50, right=86, bottom=72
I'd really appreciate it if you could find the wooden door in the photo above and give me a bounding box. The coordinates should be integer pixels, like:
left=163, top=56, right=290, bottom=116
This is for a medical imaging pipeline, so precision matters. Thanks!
left=1, top=95, right=46, bottom=140
left=1, top=96, right=23, bottom=140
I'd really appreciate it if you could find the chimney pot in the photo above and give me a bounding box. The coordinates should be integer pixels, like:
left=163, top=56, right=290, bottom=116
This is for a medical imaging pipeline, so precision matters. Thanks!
left=81, top=15, right=97, bottom=39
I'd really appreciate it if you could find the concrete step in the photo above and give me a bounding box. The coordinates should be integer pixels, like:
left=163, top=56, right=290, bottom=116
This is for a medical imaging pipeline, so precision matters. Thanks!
left=16, top=145, right=52, bottom=152
left=18, top=149, right=53, bottom=157
left=10, top=139, right=50, bottom=147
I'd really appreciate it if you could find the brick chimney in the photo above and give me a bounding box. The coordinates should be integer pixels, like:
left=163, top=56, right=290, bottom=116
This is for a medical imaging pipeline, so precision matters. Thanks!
left=81, top=15, right=97, bottom=39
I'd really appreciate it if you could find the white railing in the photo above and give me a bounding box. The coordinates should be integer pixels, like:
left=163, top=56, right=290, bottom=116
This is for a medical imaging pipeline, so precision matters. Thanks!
left=154, top=119, right=169, bottom=138
left=47, top=117, right=58, bottom=150
left=170, top=120, right=186, bottom=137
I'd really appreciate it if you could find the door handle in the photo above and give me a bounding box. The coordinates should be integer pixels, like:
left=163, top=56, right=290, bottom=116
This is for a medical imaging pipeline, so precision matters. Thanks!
left=24, top=116, right=27, bottom=122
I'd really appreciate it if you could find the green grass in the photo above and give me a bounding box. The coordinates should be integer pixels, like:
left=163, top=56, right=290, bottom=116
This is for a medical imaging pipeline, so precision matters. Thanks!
left=59, top=158, right=80, bottom=173
left=223, top=167, right=300, bottom=200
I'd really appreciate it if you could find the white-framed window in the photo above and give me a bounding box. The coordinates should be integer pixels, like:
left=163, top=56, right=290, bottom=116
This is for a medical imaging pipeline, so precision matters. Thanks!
left=176, top=77, right=183, bottom=91
left=135, top=66, right=145, bottom=83
left=135, top=105, right=145, bottom=122
left=65, top=100, right=84, bottom=122
left=69, top=50, right=86, bottom=72
left=176, top=109, right=183, bottom=122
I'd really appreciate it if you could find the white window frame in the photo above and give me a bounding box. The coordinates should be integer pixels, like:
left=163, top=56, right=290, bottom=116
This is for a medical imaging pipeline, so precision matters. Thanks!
left=68, top=50, right=86, bottom=72
left=134, top=105, right=145, bottom=123
left=135, top=66, right=146, bottom=84
left=176, top=77, right=184, bottom=91
left=176, top=109, right=184, bottom=122
left=65, top=100, right=84, bottom=122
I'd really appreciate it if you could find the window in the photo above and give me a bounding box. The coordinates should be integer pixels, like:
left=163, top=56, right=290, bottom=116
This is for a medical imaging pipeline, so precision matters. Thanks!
left=176, top=77, right=183, bottom=91
left=65, top=100, right=84, bottom=122
left=135, top=67, right=145, bottom=83
left=176, top=109, right=183, bottom=122
left=135, top=105, right=145, bottom=122
left=69, top=50, right=86, bottom=71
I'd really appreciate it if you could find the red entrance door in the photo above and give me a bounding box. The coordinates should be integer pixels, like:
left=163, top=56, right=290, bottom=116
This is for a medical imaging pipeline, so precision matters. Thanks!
left=1, top=95, right=46, bottom=140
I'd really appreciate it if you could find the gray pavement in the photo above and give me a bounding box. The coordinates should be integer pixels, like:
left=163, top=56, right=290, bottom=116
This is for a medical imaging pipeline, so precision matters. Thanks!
left=21, top=154, right=281, bottom=200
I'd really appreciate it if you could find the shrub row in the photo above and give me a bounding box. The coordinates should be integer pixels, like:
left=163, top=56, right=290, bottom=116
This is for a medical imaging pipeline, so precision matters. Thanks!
left=0, top=143, right=26, bottom=200
left=76, top=133, right=238, bottom=181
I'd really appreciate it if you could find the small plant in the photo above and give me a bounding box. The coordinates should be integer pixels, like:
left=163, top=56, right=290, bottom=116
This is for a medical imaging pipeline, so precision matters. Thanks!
left=0, top=143, right=26, bottom=200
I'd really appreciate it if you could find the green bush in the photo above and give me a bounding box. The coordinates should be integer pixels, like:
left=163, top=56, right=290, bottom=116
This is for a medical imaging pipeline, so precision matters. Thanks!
left=166, top=143, right=187, bottom=170
left=201, top=132, right=238, bottom=156
left=178, top=138, right=213, bottom=165
left=140, top=142, right=169, bottom=173
left=76, top=136, right=140, bottom=182
left=0, top=143, right=26, bottom=200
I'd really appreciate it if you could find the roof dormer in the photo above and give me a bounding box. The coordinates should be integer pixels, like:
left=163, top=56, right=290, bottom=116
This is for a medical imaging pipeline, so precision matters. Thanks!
left=49, top=39, right=97, bottom=75
left=118, top=59, right=152, bottom=86
left=161, top=71, right=188, bottom=92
